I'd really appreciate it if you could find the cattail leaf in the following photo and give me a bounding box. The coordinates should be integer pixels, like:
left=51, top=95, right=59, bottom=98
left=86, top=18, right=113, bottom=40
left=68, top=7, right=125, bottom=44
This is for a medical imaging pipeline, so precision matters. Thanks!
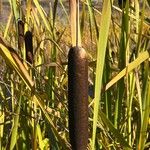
left=53, top=0, right=58, bottom=27
left=86, top=0, right=99, bottom=38
left=10, top=0, right=22, bottom=22
left=0, top=37, right=34, bottom=89
left=33, top=94, right=70, bottom=149
left=4, top=11, right=13, bottom=39
left=9, top=90, right=22, bottom=150
left=105, top=51, right=149, bottom=91
left=33, top=0, right=52, bottom=35
left=92, top=0, right=113, bottom=149
left=99, top=110, right=132, bottom=149
left=138, top=61, right=150, bottom=150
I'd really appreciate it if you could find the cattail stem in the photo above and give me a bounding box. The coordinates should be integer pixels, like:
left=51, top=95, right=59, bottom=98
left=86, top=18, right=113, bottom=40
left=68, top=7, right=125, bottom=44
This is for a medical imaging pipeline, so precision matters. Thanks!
left=68, top=46, right=88, bottom=150
left=69, top=0, right=81, bottom=47
left=76, top=0, right=79, bottom=46
left=70, top=0, right=76, bottom=46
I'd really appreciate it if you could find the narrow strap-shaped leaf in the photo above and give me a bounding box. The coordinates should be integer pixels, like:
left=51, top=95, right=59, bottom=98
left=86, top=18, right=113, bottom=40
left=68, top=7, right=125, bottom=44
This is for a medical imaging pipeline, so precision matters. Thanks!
left=33, top=0, right=52, bottom=35
left=92, top=0, right=113, bottom=149
left=105, top=51, right=149, bottom=91
left=99, top=110, right=132, bottom=149
left=0, top=37, right=34, bottom=89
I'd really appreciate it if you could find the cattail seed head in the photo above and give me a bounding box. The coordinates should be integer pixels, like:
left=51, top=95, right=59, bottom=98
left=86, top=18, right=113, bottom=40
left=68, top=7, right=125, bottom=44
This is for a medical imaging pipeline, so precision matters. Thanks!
left=68, top=46, right=88, bottom=150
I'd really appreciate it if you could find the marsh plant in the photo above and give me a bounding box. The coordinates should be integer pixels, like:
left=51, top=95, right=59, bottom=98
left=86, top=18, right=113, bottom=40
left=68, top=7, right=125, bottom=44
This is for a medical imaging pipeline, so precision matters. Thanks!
left=0, top=0, right=150, bottom=149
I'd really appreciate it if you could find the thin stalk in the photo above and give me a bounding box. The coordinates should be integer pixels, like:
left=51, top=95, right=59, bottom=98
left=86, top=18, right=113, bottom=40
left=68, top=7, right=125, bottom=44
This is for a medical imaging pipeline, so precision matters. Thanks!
left=114, top=2, right=129, bottom=129
left=53, top=0, right=58, bottom=29
left=10, top=0, right=22, bottom=23
left=69, top=0, right=76, bottom=46
left=0, top=100, right=4, bottom=150
left=125, top=1, right=132, bottom=145
left=25, top=0, right=32, bottom=32
left=59, top=0, right=69, bottom=22
left=76, top=0, right=79, bottom=46
left=4, top=11, right=13, bottom=39
left=136, top=0, right=146, bottom=55
left=103, top=47, right=112, bottom=120
left=9, top=86, right=22, bottom=150
left=138, top=61, right=150, bottom=150
left=129, top=71, right=136, bottom=145
left=86, top=0, right=99, bottom=39
left=68, top=0, right=88, bottom=149
left=76, top=0, right=81, bottom=46
left=33, top=0, right=52, bottom=35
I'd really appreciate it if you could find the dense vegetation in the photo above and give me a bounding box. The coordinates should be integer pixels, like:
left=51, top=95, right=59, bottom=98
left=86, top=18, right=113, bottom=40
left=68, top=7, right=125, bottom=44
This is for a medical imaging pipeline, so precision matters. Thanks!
left=0, top=0, right=150, bottom=149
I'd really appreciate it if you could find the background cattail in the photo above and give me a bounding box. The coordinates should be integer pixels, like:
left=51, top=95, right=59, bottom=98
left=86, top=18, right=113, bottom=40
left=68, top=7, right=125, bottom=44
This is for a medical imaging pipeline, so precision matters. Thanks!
left=68, top=0, right=88, bottom=149
left=68, top=46, right=88, bottom=150
left=0, top=0, right=149, bottom=149
left=18, top=20, right=24, bottom=50
left=25, top=31, right=33, bottom=64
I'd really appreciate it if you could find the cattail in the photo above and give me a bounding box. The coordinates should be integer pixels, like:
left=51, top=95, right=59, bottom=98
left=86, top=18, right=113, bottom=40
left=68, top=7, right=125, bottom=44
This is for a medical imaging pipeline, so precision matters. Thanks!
left=68, top=46, right=88, bottom=150
left=18, top=20, right=24, bottom=50
left=25, top=31, right=33, bottom=64
left=68, top=0, right=88, bottom=149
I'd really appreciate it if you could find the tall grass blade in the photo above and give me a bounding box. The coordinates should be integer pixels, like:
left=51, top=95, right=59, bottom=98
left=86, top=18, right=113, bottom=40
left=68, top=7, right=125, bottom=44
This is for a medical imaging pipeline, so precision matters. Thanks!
left=86, top=0, right=99, bottom=38
left=138, top=61, right=150, bottom=150
left=69, top=0, right=78, bottom=46
left=59, top=0, right=69, bottom=22
left=33, top=0, right=52, bottom=35
left=33, top=94, right=70, bottom=149
left=4, top=11, right=13, bottom=39
left=92, top=0, right=113, bottom=149
left=0, top=38, right=34, bottom=89
left=105, top=51, right=149, bottom=91
left=9, top=88, right=22, bottom=150
left=25, top=0, right=32, bottom=31
left=53, top=0, right=58, bottom=28
left=10, top=0, right=22, bottom=23
left=99, top=110, right=131, bottom=149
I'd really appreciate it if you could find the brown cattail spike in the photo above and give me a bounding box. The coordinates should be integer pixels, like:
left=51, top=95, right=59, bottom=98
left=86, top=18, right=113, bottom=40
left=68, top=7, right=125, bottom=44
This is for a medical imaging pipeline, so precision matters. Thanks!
left=68, top=46, right=88, bottom=150
left=18, top=20, right=24, bottom=50
left=25, top=31, right=33, bottom=64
